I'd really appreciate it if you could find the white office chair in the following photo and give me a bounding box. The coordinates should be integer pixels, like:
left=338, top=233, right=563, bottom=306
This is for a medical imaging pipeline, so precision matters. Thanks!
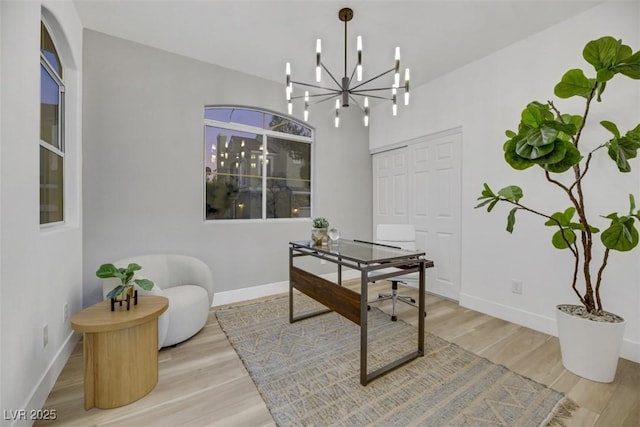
left=370, top=223, right=423, bottom=321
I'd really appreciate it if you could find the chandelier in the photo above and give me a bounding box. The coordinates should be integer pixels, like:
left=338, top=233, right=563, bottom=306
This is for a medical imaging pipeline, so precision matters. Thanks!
left=285, top=7, right=410, bottom=127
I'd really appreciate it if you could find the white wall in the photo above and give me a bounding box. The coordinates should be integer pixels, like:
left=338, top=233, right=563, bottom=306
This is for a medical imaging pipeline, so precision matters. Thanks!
left=81, top=30, right=372, bottom=307
left=0, top=1, right=83, bottom=424
left=370, top=1, right=640, bottom=362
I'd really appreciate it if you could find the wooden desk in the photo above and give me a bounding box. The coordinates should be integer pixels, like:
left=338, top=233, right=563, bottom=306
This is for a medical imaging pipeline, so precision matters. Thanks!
left=289, top=240, right=434, bottom=385
left=71, top=296, right=169, bottom=409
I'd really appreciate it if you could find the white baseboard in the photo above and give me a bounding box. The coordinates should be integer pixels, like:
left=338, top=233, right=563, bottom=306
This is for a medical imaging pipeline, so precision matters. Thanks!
left=212, top=269, right=361, bottom=307
left=15, top=332, right=80, bottom=427
left=459, top=293, right=640, bottom=363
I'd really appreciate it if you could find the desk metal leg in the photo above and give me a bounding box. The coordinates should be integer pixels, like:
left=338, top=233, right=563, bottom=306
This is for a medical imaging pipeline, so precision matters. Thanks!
left=360, top=270, right=368, bottom=385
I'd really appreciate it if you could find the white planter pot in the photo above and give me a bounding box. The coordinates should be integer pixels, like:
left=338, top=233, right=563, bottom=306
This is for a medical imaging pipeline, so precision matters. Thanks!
left=555, top=305, right=626, bottom=383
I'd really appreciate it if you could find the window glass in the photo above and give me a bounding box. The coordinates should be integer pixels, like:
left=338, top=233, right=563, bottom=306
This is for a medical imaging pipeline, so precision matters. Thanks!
left=40, top=146, right=64, bottom=224
left=40, top=22, right=62, bottom=78
left=266, top=136, right=311, bottom=218
left=205, top=126, right=264, bottom=219
left=40, top=21, right=65, bottom=225
left=40, top=64, right=60, bottom=149
left=204, top=107, right=313, bottom=220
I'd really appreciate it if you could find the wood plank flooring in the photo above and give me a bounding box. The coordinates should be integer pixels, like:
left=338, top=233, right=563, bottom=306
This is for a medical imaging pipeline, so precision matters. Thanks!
left=37, top=281, right=639, bottom=426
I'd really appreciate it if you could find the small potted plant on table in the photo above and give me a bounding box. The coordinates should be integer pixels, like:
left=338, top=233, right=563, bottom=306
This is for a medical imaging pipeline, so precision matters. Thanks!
left=96, top=263, right=154, bottom=311
left=311, top=217, right=330, bottom=246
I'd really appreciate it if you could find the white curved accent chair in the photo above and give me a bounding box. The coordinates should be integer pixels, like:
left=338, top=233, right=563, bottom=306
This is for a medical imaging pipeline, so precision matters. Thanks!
left=101, top=254, right=214, bottom=348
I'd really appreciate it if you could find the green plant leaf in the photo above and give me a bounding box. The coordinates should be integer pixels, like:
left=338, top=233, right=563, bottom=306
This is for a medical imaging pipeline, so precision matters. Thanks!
left=615, top=50, right=640, bottom=79
left=554, top=69, right=594, bottom=99
left=106, top=285, right=125, bottom=299
left=521, top=102, right=553, bottom=127
left=601, top=120, right=620, bottom=138
left=607, top=135, right=640, bottom=172
left=96, top=263, right=123, bottom=279
left=498, top=185, right=523, bottom=202
left=583, top=36, right=620, bottom=71
left=515, top=138, right=555, bottom=160
left=526, top=125, right=558, bottom=147
left=506, top=208, right=518, bottom=233
left=543, top=141, right=582, bottom=173
left=602, top=217, right=639, bottom=251
left=134, top=278, right=154, bottom=291
left=552, top=228, right=576, bottom=249
left=503, top=138, right=535, bottom=170
left=532, top=138, right=568, bottom=166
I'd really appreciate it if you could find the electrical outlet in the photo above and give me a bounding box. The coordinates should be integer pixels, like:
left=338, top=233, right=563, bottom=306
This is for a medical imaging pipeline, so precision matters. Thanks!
left=511, top=280, right=523, bottom=295
left=43, top=324, right=48, bottom=347
left=63, top=303, right=69, bottom=323
left=320, top=259, right=326, bottom=265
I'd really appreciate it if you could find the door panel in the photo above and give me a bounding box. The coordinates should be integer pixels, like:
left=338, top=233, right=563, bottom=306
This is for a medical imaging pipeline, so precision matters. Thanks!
left=373, top=131, right=462, bottom=301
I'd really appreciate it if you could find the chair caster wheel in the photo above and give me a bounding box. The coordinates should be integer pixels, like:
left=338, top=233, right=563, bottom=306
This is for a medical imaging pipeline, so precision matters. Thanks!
left=367, top=305, right=371, bottom=311
left=391, top=315, right=397, bottom=321
left=410, top=298, right=416, bottom=303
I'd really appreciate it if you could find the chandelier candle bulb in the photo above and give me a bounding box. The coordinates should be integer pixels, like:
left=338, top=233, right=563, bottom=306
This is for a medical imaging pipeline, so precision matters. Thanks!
left=335, top=99, right=340, bottom=128
left=404, top=68, right=410, bottom=105
left=316, top=39, right=322, bottom=82
left=364, top=97, right=369, bottom=127
left=356, top=35, right=363, bottom=81
left=392, top=87, right=397, bottom=116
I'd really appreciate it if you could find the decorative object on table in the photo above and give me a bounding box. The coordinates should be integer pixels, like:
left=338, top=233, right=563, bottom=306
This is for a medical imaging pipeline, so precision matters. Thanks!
left=216, top=294, right=577, bottom=426
left=328, top=227, right=340, bottom=242
left=311, top=216, right=330, bottom=246
left=476, top=36, right=640, bottom=382
left=96, top=262, right=154, bottom=311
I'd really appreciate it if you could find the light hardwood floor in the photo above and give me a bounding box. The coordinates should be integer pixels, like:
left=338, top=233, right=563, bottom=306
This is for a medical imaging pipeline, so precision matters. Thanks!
left=37, top=281, right=639, bottom=426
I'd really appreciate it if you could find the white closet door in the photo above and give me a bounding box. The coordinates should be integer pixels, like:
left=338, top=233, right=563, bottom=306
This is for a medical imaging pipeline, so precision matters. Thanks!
left=409, top=132, right=462, bottom=301
left=372, top=147, right=408, bottom=227
left=372, top=131, right=462, bottom=301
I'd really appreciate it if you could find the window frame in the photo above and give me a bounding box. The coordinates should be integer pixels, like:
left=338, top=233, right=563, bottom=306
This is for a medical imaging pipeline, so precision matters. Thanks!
left=203, top=107, right=314, bottom=222
left=40, top=19, right=66, bottom=227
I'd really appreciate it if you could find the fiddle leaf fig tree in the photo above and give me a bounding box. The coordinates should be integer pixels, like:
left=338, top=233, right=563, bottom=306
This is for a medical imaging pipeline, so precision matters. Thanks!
left=476, top=36, right=640, bottom=315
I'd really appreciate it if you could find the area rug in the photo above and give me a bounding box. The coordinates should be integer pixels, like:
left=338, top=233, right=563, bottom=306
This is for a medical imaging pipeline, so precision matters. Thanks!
left=216, top=294, right=576, bottom=427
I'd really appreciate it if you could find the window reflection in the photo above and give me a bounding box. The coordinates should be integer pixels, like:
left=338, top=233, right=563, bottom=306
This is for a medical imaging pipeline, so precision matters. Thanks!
left=204, top=107, right=312, bottom=220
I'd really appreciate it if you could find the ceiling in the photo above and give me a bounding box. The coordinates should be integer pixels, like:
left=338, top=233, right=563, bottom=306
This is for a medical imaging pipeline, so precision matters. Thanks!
left=73, top=0, right=603, bottom=91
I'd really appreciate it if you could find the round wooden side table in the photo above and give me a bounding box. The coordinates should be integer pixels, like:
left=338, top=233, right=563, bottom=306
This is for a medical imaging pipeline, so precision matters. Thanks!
left=71, top=296, right=169, bottom=410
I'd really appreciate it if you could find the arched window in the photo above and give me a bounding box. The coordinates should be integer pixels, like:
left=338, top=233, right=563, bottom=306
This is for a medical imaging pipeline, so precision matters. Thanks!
left=204, top=107, right=313, bottom=220
left=40, top=21, right=65, bottom=224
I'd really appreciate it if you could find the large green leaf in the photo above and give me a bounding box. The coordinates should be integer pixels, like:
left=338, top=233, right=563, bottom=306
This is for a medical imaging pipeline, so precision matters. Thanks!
left=543, top=141, right=582, bottom=173
left=531, top=138, right=568, bottom=166
left=133, top=278, right=154, bottom=291
left=616, top=51, right=640, bottom=79
left=552, top=228, right=576, bottom=249
left=602, top=217, right=639, bottom=251
left=554, top=69, right=594, bottom=99
left=515, top=138, right=555, bottom=160
left=583, top=36, right=620, bottom=71
left=504, top=138, right=535, bottom=170
left=521, top=102, right=553, bottom=127
left=526, top=125, right=558, bottom=147
left=498, top=185, right=523, bottom=202
left=96, top=263, right=123, bottom=280
left=607, top=134, right=640, bottom=172
left=601, top=120, right=621, bottom=138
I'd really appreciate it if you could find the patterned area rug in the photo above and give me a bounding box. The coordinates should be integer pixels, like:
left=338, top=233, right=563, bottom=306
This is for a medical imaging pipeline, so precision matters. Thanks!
left=216, top=294, right=576, bottom=427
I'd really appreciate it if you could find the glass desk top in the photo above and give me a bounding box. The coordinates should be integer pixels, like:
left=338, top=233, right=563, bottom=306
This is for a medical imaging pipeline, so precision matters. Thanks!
left=290, top=239, right=425, bottom=265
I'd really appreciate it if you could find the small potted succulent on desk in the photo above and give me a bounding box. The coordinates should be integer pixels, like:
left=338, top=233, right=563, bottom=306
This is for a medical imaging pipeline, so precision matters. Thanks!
left=311, top=217, right=330, bottom=246
left=96, top=263, right=154, bottom=311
